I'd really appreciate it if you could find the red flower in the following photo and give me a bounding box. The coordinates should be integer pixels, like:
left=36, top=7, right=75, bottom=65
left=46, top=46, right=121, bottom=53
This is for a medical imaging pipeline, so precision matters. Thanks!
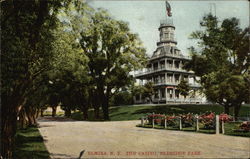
left=219, top=113, right=232, bottom=122
left=240, top=121, right=250, bottom=131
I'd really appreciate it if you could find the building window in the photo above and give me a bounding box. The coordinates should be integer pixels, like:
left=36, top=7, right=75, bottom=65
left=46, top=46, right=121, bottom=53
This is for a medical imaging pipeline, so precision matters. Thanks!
left=170, top=33, right=174, bottom=39
left=154, top=90, right=159, bottom=99
left=175, top=90, right=179, bottom=99
left=161, top=88, right=165, bottom=98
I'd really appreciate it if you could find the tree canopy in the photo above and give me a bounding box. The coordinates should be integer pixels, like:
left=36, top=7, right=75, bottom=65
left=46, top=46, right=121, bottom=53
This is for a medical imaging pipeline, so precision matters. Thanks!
left=80, top=9, right=147, bottom=120
left=1, top=1, right=148, bottom=157
left=185, top=14, right=250, bottom=118
left=1, top=0, right=91, bottom=157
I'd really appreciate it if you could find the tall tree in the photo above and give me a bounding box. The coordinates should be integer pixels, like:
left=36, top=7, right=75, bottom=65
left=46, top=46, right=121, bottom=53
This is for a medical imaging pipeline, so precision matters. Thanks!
left=1, top=1, right=64, bottom=157
left=80, top=9, right=147, bottom=120
left=1, top=0, right=91, bottom=157
left=185, top=14, right=249, bottom=119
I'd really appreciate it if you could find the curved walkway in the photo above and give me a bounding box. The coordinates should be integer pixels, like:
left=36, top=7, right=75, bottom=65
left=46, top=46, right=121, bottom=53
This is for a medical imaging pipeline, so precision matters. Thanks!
left=38, top=117, right=250, bottom=158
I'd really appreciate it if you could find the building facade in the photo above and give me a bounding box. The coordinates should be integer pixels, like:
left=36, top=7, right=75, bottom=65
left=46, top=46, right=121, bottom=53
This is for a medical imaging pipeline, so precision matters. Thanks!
left=134, top=18, right=203, bottom=104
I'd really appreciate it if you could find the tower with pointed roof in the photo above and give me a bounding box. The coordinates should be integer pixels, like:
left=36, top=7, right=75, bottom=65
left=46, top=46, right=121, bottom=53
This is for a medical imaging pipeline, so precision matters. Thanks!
left=134, top=1, right=203, bottom=104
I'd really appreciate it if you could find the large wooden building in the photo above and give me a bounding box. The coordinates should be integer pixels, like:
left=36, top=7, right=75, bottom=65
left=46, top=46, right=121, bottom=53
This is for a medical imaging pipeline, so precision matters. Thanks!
left=134, top=5, right=203, bottom=104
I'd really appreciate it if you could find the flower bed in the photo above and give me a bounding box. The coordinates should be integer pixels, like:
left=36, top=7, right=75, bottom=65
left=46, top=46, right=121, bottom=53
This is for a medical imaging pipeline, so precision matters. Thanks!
left=180, top=113, right=195, bottom=128
left=147, top=114, right=165, bottom=125
left=198, top=112, right=232, bottom=129
left=219, top=113, right=233, bottom=122
left=239, top=121, right=250, bottom=132
left=140, top=112, right=249, bottom=137
left=165, top=115, right=179, bottom=127
left=198, top=112, right=215, bottom=129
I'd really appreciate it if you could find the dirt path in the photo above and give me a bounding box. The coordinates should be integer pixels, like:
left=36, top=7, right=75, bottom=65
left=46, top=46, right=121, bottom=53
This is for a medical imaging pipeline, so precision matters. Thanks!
left=38, top=117, right=250, bottom=158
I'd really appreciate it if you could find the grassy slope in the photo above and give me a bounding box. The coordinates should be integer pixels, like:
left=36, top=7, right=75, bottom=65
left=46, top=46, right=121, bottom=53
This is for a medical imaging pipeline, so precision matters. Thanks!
left=13, top=126, right=50, bottom=159
left=72, top=104, right=250, bottom=121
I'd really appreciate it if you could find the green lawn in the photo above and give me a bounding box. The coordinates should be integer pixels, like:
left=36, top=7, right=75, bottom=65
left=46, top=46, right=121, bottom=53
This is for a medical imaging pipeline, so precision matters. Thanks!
left=224, top=122, right=250, bottom=137
left=71, top=104, right=250, bottom=121
left=71, top=104, right=250, bottom=137
left=13, top=126, right=50, bottom=159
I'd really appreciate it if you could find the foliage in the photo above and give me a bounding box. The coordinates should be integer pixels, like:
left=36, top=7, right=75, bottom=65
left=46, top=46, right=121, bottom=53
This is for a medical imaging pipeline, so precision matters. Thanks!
left=111, top=90, right=133, bottom=106
left=198, top=112, right=232, bottom=129
left=180, top=113, right=195, bottom=127
left=132, top=82, right=154, bottom=103
left=224, top=122, right=250, bottom=137
left=165, top=115, right=179, bottom=127
left=198, top=112, right=215, bottom=129
left=219, top=113, right=233, bottom=122
left=147, top=114, right=165, bottom=125
left=177, top=80, right=190, bottom=98
left=142, top=82, right=155, bottom=102
left=79, top=9, right=147, bottom=120
left=1, top=0, right=92, bottom=157
left=1, top=0, right=67, bottom=157
left=185, top=14, right=250, bottom=118
left=239, top=121, right=250, bottom=132
left=138, top=121, right=250, bottom=137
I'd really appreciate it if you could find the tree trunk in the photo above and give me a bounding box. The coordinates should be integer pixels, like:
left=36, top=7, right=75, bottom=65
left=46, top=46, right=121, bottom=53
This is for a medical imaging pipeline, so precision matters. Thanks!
left=92, top=90, right=100, bottom=119
left=82, top=106, right=88, bottom=120
left=25, top=106, right=37, bottom=126
left=18, top=107, right=27, bottom=129
left=52, top=106, right=57, bottom=117
left=224, top=105, right=230, bottom=114
left=32, top=109, right=38, bottom=125
left=40, top=109, right=44, bottom=117
left=234, top=104, right=241, bottom=120
left=35, top=109, right=40, bottom=118
left=102, top=90, right=110, bottom=121
left=1, top=106, right=18, bottom=159
left=64, top=108, right=71, bottom=118
left=102, top=104, right=109, bottom=120
left=27, top=111, right=36, bottom=126
left=19, top=112, right=26, bottom=129
left=93, top=106, right=100, bottom=119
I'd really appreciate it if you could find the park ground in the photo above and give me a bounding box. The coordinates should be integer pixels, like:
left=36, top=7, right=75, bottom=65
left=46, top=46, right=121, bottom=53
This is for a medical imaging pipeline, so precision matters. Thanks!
left=38, top=118, right=250, bottom=159
left=14, top=104, right=250, bottom=158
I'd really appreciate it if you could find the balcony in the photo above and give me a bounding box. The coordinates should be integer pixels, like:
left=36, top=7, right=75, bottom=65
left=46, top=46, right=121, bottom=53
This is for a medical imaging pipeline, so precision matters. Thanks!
left=152, top=81, right=200, bottom=88
left=165, top=98, right=202, bottom=103
left=134, top=67, right=194, bottom=78
left=150, top=53, right=191, bottom=61
left=157, top=39, right=177, bottom=45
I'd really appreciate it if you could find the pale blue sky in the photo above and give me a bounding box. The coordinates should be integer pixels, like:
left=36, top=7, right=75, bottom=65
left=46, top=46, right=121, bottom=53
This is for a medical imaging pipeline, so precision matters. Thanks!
left=88, top=0, right=249, bottom=56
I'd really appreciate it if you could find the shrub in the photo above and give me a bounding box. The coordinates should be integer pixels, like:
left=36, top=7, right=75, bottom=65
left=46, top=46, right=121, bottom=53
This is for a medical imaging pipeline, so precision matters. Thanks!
left=239, top=121, right=250, bottom=132
left=199, top=112, right=215, bottom=129
left=166, top=115, right=179, bottom=127
left=147, top=114, right=165, bottom=125
left=180, top=113, right=195, bottom=127
left=219, top=113, right=233, bottom=122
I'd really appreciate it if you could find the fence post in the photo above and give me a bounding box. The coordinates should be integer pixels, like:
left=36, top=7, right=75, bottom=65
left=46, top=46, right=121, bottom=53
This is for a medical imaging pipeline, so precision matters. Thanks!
left=216, top=115, right=220, bottom=134
left=196, top=114, right=199, bottom=131
left=141, top=117, right=144, bottom=127
left=222, top=120, right=225, bottom=134
left=152, top=112, right=155, bottom=128
left=164, top=115, right=167, bottom=129
left=179, top=117, right=182, bottom=130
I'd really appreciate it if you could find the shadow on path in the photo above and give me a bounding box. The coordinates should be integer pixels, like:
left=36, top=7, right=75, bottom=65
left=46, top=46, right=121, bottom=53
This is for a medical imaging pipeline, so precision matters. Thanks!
left=38, top=116, right=76, bottom=122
